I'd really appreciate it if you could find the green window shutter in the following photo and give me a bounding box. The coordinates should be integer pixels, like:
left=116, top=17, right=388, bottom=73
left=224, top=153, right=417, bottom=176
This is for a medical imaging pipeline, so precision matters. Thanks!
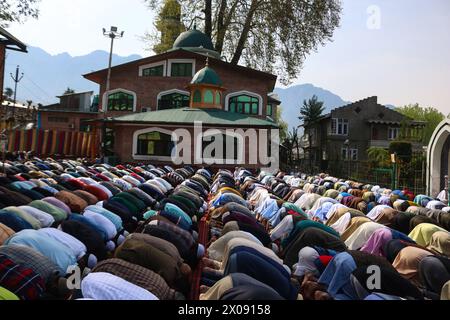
left=204, top=90, right=214, bottom=104
left=193, top=90, right=202, bottom=103
left=215, top=92, right=221, bottom=104
left=267, top=104, right=273, bottom=116
left=108, top=92, right=134, bottom=111
left=171, top=63, right=192, bottom=77
left=143, top=65, right=164, bottom=77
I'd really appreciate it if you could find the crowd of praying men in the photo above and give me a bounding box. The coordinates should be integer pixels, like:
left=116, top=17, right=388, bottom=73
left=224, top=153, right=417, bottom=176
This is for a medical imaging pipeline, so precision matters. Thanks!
left=0, top=159, right=449, bottom=300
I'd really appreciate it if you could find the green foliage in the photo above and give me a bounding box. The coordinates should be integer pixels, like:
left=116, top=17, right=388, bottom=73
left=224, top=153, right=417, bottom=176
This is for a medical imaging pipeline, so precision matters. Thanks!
left=152, top=0, right=186, bottom=54
left=63, top=88, right=75, bottom=95
left=396, top=104, right=445, bottom=144
left=282, top=127, right=300, bottom=166
left=389, top=141, right=412, bottom=163
left=0, top=0, right=40, bottom=27
left=145, top=0, right=342, bottom=84
left=276, top=106, right=288, bottom=143
left=299, top=95, right=325, bottom=126
left=367, top=147, right=390, bottom=167
left=3, top=87, right=14, bottom=99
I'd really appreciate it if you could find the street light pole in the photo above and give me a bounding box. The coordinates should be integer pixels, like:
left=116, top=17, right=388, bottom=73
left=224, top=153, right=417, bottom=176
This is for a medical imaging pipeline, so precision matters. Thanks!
left=101, top=26, right=124, bottom=162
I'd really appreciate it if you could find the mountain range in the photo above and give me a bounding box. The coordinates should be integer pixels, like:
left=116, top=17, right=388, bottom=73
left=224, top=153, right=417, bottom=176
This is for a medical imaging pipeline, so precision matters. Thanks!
left=4, top=46, right=141, bottom=105
left=4, top=46, right=394, bottom=129
left=274, top=84, right=351, bottom=129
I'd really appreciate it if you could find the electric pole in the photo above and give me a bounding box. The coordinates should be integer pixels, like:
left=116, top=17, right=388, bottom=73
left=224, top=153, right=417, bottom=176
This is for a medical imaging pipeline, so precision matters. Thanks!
left=10, top=65, right=24, bottom=118
left=101, top=26, right=124, bottom=163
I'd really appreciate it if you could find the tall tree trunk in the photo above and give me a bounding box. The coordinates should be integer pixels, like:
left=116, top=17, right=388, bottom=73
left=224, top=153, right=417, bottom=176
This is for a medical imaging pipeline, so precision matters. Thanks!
left=215, top=0, right=227, bottom=53
left=215, top=0, right=239, bottom=55
left=204, top=0, right=212, bottom=37
left=231, top=0, right=258, bottom=65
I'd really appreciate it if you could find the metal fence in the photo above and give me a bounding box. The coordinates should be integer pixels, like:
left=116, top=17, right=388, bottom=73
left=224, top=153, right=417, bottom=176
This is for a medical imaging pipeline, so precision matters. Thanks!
left=293, top=158, right=427, bottom=195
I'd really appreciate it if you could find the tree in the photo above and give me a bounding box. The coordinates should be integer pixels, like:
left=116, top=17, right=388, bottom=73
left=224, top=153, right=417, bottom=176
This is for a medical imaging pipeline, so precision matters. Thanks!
left=0, top=0, right=40, bottom=27
left=144, top=0, right=342, bottom=84
left=281, top=127, right=300, bottom=167
left=63, top=88, right=75, bottom=95
left=396, top=104, right=445, bottom=145
left=299, top=95, right=325, bottom=127
left=3, top=87, right=14, bottom=100
left=145, top=0, right=186, bottom=54
left=275, top=106, right=288, bottom=143
left=367, top=147, right=389, bottom=167
left=389, top=141, right=412, bottom=163
left=288, top=127, right=300, bottom=162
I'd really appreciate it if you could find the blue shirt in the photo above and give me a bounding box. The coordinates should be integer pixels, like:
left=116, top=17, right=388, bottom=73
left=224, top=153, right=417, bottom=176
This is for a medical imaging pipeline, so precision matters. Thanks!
left=163, top=203, right=192, bottom=228
left=318, top=252, right=358, bottom=300
left=69, top=214, right=108, bottom=242
left=85, top=206, right=123, bottom=232
left=5, top=229, right=77, bottom=275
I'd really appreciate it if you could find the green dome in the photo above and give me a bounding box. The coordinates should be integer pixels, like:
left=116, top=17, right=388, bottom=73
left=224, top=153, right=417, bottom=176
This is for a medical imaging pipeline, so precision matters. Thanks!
left=191, top=66, right=223, bottom=86
left=173, top=29, right=215, bottom=51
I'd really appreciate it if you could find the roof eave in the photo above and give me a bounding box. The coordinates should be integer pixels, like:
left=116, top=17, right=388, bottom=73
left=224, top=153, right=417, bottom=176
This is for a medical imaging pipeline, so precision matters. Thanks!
left=83, top=48, right=277, bottom=83
left=0, top=27, right=27, bottom=52
left=91, top=118, right=278, bottom=128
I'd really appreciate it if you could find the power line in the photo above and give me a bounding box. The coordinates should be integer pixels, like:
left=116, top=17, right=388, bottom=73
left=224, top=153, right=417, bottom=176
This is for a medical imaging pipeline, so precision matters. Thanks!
left=19, top=83, right=52, bottom=105
left=4, top=63, right=55, bottom=101
left=23, top=74, right=54, bottom=101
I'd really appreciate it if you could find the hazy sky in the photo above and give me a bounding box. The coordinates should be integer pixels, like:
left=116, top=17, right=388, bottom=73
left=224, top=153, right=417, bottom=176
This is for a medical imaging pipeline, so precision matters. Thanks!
left=6, top=0, right=450, bottom=114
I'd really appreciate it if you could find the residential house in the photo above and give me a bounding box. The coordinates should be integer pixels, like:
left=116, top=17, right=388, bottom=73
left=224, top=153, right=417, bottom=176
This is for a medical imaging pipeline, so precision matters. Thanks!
left=302, top=96, right=425, bottom=173
left=38, top=91, right=98, bottom=132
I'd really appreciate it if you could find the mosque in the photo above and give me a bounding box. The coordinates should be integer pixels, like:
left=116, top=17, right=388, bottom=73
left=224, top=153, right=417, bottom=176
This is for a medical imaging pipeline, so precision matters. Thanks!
left=82, top=27, right=280, bottom=169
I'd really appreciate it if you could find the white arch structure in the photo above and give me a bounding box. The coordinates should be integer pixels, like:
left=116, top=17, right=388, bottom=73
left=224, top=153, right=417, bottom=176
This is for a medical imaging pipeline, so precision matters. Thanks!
left=427, top=118, right=450, bottom=197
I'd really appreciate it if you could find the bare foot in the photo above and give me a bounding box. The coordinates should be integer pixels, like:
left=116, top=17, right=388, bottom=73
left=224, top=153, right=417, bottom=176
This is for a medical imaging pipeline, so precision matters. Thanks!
left=202, top=257, right=221, bottom=270
left=203, top=267, right=223, bottom=277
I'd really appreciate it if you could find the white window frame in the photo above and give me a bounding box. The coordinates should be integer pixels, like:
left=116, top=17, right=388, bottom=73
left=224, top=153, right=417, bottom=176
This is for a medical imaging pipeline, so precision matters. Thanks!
left=342, top=148, right=358, bottom=161
left=388, top=127, right=400, bottom=140
left=332, top=118, right=349, bottom=136
left=156, top=89, right=191, bottom=110
left=139, top=61, right=167, bottom=77
left=167, top=59, right=196, bottom=77
left=102, top=88, right=137, bottom=112
left=350, top=148, right=358, bottom=161
left=132, top=127, right=180, bottom=161
left=224, top=91, right=264, bottom=116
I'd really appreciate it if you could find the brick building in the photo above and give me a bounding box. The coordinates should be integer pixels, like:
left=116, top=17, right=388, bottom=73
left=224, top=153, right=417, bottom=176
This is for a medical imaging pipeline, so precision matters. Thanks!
left=38, top=91, right=98, bottom=132
left=83, top=27, right=280, bottom=168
